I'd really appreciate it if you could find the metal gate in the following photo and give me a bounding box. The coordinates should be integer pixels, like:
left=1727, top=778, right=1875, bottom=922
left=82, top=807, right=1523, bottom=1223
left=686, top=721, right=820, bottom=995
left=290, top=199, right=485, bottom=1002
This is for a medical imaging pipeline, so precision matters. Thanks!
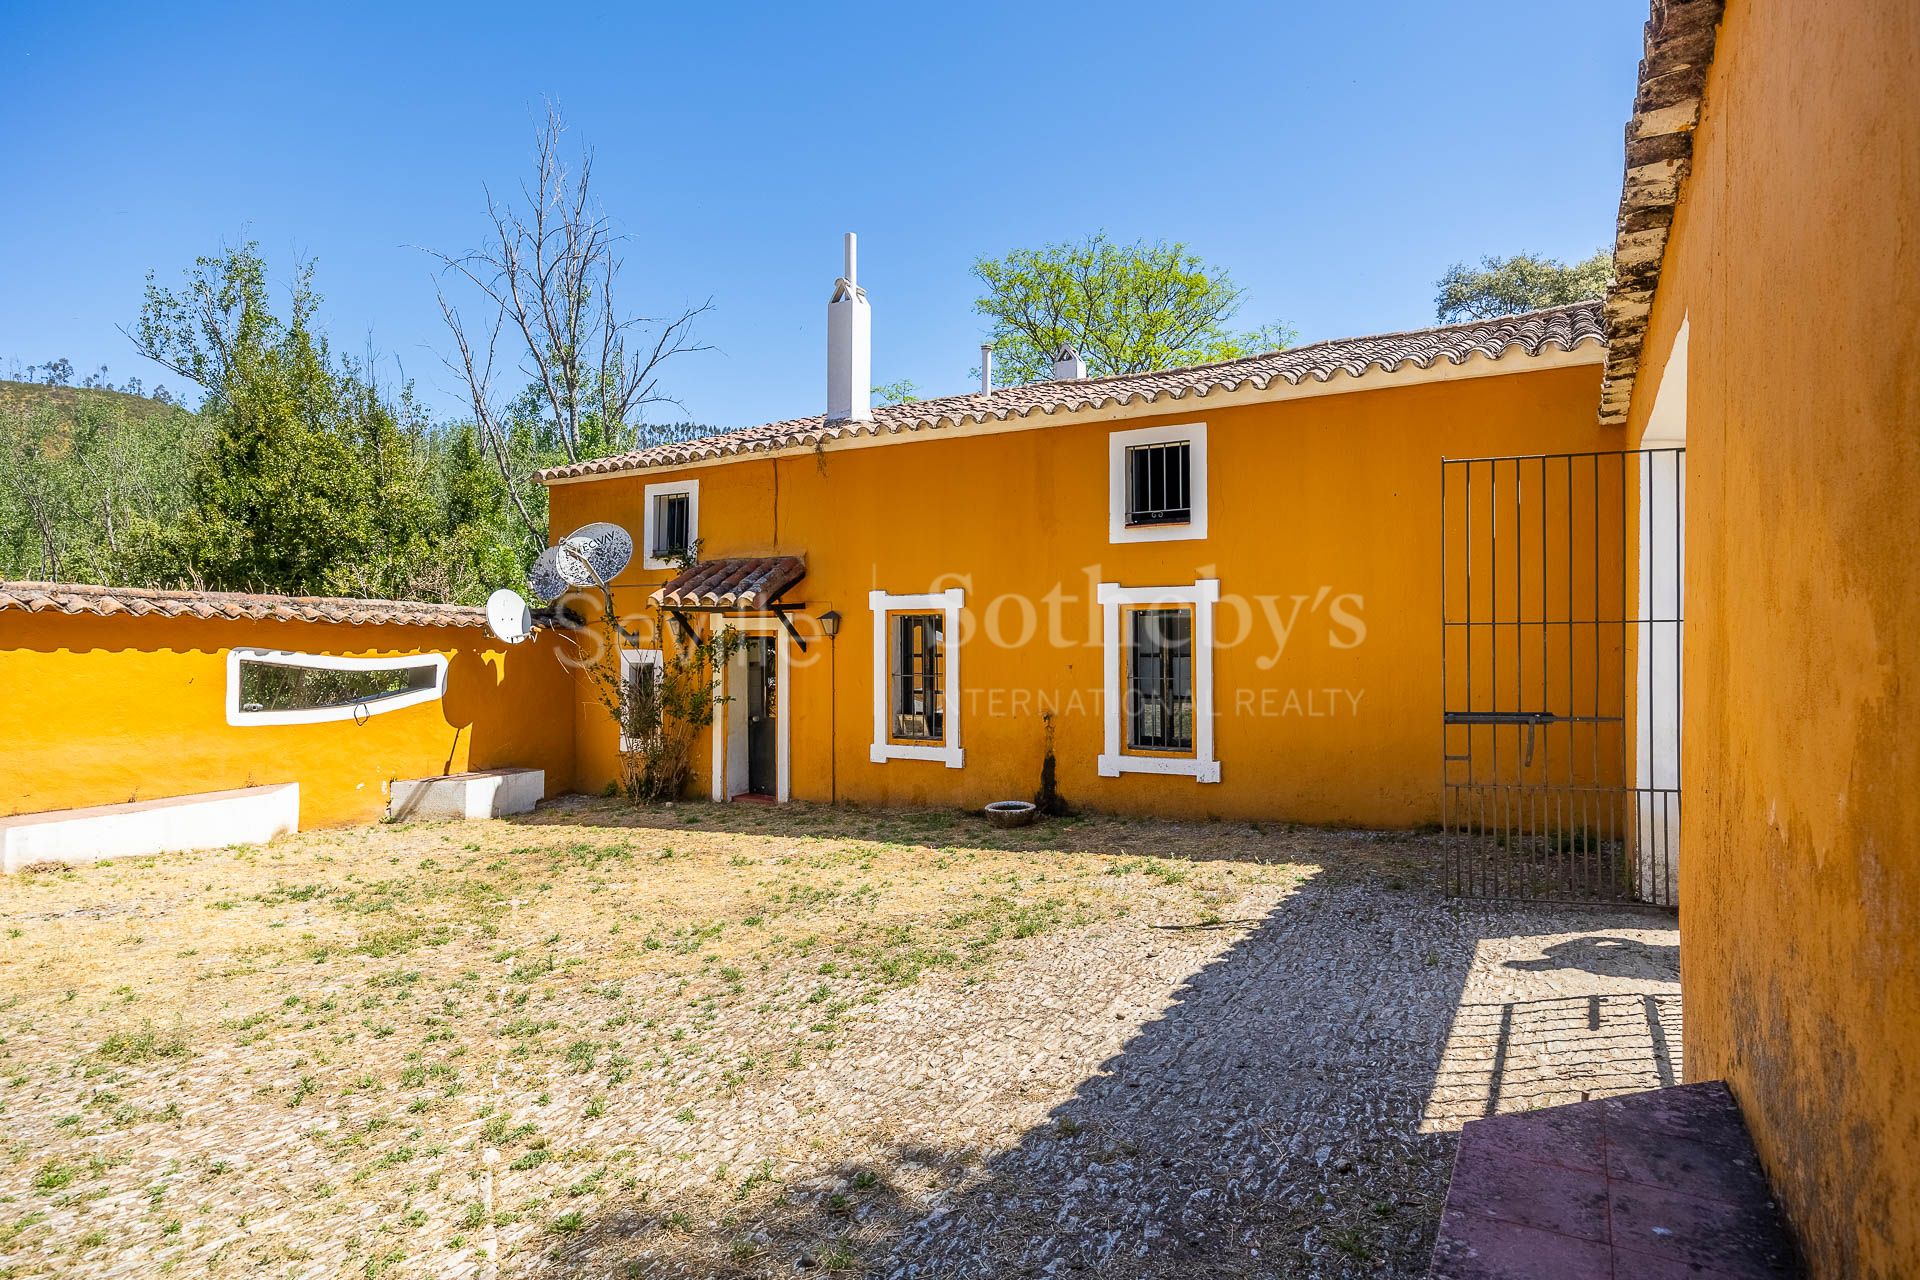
left=1441, top=448, right=1683, bottom=906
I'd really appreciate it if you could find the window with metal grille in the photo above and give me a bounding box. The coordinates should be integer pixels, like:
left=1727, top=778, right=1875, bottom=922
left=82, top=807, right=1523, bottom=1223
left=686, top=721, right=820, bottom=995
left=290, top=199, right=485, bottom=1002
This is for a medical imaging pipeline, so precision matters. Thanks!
left=1126, top=606, right=1194, bottom=752
left=889, top=613, right=945, bottom=741
left=653, top=492, right=691, bottom=559
left=1125, top=440, right=1192, bottom=526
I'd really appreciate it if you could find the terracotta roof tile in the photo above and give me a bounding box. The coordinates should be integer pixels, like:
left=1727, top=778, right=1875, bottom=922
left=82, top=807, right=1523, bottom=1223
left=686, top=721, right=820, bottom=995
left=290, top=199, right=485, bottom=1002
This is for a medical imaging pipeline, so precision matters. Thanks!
left=0, top=581, right=488, bottom=629
left=539, top=302, right=1606, bottom=483
left=649, top=557, right=805, bottom=610
left=1599, top=0, right=1725, bottom=425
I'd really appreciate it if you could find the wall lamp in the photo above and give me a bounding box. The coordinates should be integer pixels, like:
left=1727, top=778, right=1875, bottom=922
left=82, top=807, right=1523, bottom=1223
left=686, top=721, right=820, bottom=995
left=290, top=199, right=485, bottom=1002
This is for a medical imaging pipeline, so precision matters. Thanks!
left=819, top=609, right=842, bottom=639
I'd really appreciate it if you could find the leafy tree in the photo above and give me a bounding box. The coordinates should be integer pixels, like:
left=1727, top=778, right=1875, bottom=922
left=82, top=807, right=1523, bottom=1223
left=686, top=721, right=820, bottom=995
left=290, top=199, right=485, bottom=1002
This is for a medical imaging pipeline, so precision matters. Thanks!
left=129, top=245, right=448, bottom=598
left=1434, top=250, right=1611, bottom=323
left=971, top=233, right=1293, bottom=385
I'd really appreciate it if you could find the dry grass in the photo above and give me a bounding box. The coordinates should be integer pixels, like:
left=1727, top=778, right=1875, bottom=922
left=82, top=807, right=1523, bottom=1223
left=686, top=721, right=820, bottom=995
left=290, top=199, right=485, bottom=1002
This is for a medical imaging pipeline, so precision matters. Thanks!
left=0, top=799, right=1328, bottom=1278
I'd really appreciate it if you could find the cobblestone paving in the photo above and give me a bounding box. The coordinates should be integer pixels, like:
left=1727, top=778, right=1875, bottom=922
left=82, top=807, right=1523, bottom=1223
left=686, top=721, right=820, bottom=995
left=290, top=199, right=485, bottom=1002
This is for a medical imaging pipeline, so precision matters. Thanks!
left=0, top=803, right=1679, bottom=1279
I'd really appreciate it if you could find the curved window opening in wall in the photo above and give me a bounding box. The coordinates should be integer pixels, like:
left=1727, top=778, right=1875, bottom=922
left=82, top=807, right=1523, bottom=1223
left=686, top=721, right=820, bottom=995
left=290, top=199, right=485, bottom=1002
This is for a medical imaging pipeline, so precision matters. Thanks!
left=1110, top=422, right=1207, bottom=543
left=227, top=649, right=449, bottom=727
left=869, top=587, right=965, bottom=768
left=643, top=480, right=700, bottom=569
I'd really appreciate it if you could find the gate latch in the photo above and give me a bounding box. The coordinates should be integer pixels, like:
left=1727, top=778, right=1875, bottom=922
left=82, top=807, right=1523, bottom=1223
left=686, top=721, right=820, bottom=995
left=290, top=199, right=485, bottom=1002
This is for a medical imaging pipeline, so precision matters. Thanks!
left=1443, top=710, right=1559, bottom=767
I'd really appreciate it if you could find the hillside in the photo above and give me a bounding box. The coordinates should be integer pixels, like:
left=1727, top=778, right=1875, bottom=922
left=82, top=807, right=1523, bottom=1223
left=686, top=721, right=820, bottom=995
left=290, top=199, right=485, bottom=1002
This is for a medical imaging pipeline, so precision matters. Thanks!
left=0, top=379, right=193, bottom=426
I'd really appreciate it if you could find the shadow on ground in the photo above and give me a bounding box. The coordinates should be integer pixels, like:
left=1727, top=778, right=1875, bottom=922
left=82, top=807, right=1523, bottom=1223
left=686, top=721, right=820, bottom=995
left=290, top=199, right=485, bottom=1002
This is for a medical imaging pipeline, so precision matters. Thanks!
left=518, top=807, right=1680, bottom=1280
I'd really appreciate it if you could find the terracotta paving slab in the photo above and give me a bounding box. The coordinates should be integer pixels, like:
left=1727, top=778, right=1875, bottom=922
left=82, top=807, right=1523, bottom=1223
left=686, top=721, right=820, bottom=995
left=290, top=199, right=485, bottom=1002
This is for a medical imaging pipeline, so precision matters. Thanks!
left=1429, top=1081, right=1802, bottom=1279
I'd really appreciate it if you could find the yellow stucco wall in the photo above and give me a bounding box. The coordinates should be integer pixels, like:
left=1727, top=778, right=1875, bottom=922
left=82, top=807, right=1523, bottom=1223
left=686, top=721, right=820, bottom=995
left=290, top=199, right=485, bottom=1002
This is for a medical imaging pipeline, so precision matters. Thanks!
left=552, top=359, right=1614, bottom=825
left=0, top=614, right=578, bottom=829
left=1623, top=1, right=1920, bottom=1273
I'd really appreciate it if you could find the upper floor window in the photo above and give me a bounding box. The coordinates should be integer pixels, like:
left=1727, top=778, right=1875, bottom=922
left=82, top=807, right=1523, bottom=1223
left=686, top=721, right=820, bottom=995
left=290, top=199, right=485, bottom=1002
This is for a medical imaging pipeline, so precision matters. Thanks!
left=1109, top=422, right=1208, bottom=543
left=1126, top=441, right=1192, bottom=527
left=226, top=648, right=448, bottom=727
left=642, top=479, right=699, bottom=570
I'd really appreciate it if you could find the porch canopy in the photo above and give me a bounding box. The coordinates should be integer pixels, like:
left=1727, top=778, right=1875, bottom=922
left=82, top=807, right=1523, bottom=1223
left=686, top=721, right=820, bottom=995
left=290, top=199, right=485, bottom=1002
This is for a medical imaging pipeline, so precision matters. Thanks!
left=647, top=555, right=810, bottom=646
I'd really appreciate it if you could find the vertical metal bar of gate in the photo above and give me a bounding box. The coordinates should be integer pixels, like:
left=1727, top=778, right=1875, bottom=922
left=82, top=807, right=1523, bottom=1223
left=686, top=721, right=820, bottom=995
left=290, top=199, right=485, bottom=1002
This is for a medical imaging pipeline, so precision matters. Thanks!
left=1441, top=447, right=1684, bottom=906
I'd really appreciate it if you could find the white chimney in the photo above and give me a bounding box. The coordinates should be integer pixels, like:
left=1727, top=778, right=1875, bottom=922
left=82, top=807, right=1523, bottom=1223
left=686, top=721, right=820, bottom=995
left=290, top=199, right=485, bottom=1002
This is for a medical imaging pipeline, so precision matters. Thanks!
left=1051, top=344, right=1086, bottom=380
left=979, top=344, right=993, bottom=395
left=827, top=232, right=871, bottom=423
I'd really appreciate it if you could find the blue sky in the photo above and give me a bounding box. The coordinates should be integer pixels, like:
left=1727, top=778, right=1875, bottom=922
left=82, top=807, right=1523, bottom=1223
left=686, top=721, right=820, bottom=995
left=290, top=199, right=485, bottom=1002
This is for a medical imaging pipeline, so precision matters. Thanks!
left=0, top=2, right=1645, bottom=430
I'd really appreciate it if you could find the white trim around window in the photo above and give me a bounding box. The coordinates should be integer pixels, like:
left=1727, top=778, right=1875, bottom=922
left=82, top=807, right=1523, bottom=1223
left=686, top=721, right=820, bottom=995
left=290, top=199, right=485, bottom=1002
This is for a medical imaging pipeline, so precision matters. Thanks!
left=642, top=479, right=700, bottom=570
left=617, top=648, right=663, bottom=751
left=869, top=587, right=965, bottom=768
left=225, top=648, right=448, bottom=727
left=1109, top=421, right=1208, bottom=544
left=1097, top=579, right=1221, bottom=782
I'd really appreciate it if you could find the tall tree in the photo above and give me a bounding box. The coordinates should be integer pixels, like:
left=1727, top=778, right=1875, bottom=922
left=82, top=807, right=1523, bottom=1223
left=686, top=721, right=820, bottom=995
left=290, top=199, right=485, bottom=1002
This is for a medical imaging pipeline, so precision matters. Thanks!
left=428, top=106, right=711, bottom=557
left=130, top=245, right=444, bottom=597
left=1434, top=250, right=1611, bottom=323
left=971, top=233, right=1292, bottom=385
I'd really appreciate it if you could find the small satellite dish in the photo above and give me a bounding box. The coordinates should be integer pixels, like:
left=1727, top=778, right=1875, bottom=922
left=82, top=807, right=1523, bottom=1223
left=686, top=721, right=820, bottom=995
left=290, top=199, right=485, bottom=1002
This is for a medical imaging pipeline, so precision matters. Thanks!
left=486, top=588, right=534, bottom=645
left=527, top=546, right=571, bottom=603
left=557, top=522, right=635, bottom=587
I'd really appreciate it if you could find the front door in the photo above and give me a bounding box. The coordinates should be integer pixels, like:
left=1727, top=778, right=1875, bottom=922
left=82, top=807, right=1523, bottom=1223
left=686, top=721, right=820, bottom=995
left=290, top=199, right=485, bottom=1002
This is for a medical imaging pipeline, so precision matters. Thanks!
left=745, top=636, right=777, bottom=797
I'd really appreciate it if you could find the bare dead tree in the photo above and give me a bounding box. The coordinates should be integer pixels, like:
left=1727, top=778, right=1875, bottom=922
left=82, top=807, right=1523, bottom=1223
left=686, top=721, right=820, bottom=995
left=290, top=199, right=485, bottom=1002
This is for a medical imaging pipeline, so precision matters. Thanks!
left=425, top=106, right=712, bottom=553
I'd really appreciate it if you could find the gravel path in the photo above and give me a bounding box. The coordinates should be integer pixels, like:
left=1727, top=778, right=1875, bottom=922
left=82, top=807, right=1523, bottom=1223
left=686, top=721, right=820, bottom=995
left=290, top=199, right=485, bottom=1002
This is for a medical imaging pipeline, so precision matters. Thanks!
left=0, top=805, right=1678, bottom=1279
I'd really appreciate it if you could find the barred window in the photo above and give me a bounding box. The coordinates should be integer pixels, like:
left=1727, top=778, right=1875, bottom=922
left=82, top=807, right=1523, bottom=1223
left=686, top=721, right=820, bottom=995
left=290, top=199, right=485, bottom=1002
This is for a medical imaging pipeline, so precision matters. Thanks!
left=1126, top=606, right=1194, bottom=753
left=888, top=613, right=945, bottom=742
left=653, top=492, right=691, bottom=559
left=1125, top=440, right=1192, bottom=526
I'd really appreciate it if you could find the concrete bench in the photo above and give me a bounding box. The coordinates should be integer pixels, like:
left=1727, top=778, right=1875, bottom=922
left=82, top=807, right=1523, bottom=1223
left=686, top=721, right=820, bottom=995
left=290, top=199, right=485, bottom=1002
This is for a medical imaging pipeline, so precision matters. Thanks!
left=1429, top=1081, right=1801, bottom=1278
left=387, top=768, right=543, bottom=821
left=1, top=783, right=300, bottom=872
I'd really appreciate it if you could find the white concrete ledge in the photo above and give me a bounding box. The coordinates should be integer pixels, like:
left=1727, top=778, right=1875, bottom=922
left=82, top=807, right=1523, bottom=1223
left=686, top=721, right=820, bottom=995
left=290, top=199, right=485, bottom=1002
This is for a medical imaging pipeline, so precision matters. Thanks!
left=1, top=783, right=300, bottom=873
left=387, top=769, right=544, bottom=822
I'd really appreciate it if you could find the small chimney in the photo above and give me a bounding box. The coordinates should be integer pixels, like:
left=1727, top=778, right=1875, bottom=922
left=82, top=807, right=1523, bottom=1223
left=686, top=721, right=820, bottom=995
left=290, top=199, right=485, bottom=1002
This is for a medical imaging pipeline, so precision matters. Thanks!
left=1051, top=344, right=1086, bottom=380
left=979, top=344, right=994, bottom=395
left=827, top=232, right=871, bottom=423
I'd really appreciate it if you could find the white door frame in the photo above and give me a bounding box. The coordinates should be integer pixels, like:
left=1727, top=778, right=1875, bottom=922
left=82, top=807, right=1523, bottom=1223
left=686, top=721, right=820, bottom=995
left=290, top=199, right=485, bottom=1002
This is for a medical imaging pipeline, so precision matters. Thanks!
left=709, top=617, right=792, bottom=802
left=1636, top=316, right=1687, bottom=901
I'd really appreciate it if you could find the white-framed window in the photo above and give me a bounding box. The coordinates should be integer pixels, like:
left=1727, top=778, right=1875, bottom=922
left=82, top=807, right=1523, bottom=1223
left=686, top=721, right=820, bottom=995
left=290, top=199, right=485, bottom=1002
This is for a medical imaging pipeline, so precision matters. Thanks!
left=225, top=648, right=448, bottom=727
left=869, top=587, right=964, bottom=768
left=642, top=479, right=699, bottom=570
left=1097, top=580, right=1220, bottom=782
left=1109, top=422, right=1208, bottom=543
left=617, top=648, right=663, bottom=750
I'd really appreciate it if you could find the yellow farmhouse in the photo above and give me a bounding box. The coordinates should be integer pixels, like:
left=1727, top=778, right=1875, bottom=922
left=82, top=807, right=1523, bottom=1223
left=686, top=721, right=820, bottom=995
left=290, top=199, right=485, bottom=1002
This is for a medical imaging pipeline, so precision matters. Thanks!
left=544, top=279, right=1616, bottom=826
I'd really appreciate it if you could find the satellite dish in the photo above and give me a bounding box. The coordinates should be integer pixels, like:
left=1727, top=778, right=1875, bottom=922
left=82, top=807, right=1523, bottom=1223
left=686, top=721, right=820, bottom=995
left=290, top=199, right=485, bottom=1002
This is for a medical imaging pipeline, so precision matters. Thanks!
left=486, top=588, right=534, bottom=645
left=527, top=546, right=571, bottom=602
left=558, top=522, right=635, bottom=587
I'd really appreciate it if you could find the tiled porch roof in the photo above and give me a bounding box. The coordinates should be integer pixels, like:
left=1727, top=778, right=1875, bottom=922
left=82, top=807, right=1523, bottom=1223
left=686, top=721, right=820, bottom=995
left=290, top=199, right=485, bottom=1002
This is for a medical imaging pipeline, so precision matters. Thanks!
left=0, top=581, right=487, bottom=628
left=648, top=557, right=805, bottom=610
